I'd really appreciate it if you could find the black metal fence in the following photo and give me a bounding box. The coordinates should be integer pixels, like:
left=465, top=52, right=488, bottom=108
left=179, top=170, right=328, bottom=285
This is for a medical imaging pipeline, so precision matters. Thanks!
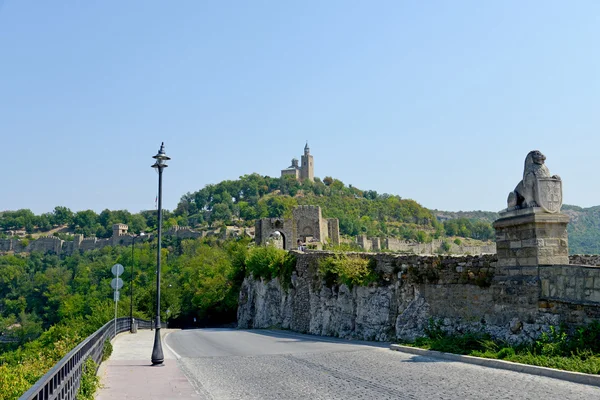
left=18, top=317, right=161, bottom=400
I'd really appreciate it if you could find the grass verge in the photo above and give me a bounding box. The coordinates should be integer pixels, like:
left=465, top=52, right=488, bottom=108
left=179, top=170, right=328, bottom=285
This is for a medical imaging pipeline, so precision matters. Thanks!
left=398, top=320, right=600, bottom=375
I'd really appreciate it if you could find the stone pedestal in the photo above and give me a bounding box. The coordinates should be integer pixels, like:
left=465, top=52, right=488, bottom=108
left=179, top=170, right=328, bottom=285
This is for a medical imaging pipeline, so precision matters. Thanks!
left=493, top=208, right=569, bottom=267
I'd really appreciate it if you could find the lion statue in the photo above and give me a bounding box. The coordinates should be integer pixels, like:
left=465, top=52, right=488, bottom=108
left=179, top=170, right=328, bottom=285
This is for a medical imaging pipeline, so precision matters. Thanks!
left=507, top=150, right=561, bottom=210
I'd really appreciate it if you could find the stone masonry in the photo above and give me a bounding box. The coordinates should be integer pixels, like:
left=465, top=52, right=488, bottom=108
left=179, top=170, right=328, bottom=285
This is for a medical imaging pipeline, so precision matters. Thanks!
left=280, top=142, right=314, bottom=182
left=255, top=205, right=340, bottom=250
left=238, top=150, right=600, bottom=343
left=237, top=251, right=600, bottom=344
left=493, top=208, right=569, bottom=267
left=0, top=223, right=207, bottom=256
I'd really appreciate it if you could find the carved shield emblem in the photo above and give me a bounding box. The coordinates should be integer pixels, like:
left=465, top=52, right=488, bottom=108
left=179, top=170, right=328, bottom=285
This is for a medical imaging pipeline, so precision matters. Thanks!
left=535, top=178, right=562, bottom=213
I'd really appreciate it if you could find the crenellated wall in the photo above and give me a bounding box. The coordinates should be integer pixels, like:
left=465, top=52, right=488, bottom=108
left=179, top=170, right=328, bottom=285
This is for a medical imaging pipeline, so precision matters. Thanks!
left=238, top=251, right=600, bottom=343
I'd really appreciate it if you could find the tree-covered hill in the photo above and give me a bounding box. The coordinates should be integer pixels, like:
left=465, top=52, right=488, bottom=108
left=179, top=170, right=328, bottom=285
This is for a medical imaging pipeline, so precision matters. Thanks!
left=562, top=205, right=600, bottom=255
left=0, top=175, right=493, bottom=244
left=433, top=210, right=499, bottom=224
left=3, top=174, right=598, bottom=252
left=173, top=174, right=495, bottom=242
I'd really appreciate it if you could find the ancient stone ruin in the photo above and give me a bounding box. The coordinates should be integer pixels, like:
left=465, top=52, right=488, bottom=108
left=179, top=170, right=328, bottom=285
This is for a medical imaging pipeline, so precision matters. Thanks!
left=0, top=223, right=217, bottom=256
left=238, top=150, right=600, bottom=344
left=255, top=205, right=340, bottom=250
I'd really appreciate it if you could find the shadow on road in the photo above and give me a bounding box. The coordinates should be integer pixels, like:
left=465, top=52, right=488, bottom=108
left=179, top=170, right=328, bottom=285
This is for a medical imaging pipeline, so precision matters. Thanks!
left=400, top=354, right=451, bottom=363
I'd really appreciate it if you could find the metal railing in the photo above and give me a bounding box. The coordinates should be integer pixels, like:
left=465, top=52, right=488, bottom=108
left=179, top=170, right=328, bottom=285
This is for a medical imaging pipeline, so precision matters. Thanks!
left=19, top=317, right=162, bottom=400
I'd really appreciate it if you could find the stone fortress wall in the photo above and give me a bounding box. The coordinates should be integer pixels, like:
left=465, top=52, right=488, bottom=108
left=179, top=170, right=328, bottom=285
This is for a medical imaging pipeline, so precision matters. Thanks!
left=255, top=205, right=340, bottom=250
left=238, top=150, right=600, bottom=343
left=0, top=223, right=230, bottom=256
left=356, top=235, right=496, bottom=255
left=238, top=252, right=600, bottom=343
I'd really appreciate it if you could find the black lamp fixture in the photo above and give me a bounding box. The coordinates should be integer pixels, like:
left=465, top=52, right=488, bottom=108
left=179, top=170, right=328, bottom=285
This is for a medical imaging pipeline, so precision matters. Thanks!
left=151, top=142, right=170, bottom=365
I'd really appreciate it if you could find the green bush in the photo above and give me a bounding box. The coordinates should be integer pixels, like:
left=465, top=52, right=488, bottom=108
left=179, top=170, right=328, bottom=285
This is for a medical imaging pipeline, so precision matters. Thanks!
left=245, top=246, right=295, bottom=283
left=102, top=339, right=113, bottom=362
left=440, top=240, right=452, bottom=253
left=77, top=357, right=100, bottom=400
left=318, top=253, right=376, bottom=288
left=496, top=347, right=515, bottom=359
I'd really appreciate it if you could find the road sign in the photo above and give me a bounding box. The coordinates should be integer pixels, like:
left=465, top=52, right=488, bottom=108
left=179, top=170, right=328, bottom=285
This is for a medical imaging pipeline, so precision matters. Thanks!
left=114, top=291, right=120, bottom=302
left=111, top=263, right=124, bottom=276
left=111, top=278, right=124, bottom=290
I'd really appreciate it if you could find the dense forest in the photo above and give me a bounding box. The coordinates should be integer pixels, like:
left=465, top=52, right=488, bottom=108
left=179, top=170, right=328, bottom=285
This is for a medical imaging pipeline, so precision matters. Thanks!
left=0, top=235, right=254, bottom=399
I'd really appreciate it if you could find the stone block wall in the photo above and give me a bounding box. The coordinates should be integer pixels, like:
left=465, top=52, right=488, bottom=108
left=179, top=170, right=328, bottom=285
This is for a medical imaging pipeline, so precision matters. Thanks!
left=29, top=236, right=63, bottom=254
left=540, top=265, right=600, bottom=314
left=381, top=237, right=496, bottom=255
left=356, top=235, right=372, bottom=251
left=0, top=224, right=192, bottom=256
left=238, top=251, right=600, bottom=344
left=167, top=226, right=203, bottom=240
left=255, top=218, right=294, bottom=250
left=326, top=219, right=340, bottom=246
left=569, top=255, right=600, bottom=266
left=494, top=211, right=569, bottom=266
left=293, top=205, right=324, bottom=242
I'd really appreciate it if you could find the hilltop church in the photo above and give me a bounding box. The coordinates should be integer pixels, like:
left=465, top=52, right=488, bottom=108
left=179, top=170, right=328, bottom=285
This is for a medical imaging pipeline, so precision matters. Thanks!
left=280, top=143, right=314, bottom=182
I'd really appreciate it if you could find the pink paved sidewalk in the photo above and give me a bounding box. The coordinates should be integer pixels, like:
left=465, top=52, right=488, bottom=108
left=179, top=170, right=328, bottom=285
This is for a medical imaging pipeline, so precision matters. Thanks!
left=96, top=329, right=199, bottom=399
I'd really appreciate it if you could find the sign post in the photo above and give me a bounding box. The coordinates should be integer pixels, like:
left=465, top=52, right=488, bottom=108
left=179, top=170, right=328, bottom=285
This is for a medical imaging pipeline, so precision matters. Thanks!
left=111, top=264, right=124, bottom=338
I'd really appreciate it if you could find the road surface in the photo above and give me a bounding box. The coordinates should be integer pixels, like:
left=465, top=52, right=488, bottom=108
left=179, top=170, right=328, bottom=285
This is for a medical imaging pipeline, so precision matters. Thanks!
left=165, top=328, right=600, bottom=400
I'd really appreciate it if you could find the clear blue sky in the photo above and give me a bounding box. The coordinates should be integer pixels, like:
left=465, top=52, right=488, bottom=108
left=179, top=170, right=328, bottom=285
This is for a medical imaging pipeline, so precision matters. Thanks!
left=2, top=1, right=599, bottom=215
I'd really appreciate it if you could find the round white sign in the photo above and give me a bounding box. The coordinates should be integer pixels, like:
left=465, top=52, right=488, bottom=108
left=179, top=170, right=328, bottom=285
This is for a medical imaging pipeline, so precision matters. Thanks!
left=110, top=278, right=124, bottom=290
left=111, top=263, right=124, bottom=276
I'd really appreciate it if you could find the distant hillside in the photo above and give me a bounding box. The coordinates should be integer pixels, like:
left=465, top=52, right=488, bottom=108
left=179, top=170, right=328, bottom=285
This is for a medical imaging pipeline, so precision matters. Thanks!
left=562, top=205, right=600, bottom=255
left=434, top=205, right=600, bottom=255
left=433, top=210, right=499, bottom=224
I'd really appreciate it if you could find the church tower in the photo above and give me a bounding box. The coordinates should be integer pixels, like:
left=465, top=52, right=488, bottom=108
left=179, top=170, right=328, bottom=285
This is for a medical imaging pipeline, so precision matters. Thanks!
left=300, top=142, right=314, bottom=182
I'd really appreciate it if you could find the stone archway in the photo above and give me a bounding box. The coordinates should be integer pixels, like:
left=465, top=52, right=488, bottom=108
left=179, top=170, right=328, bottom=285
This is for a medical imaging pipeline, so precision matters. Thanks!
left=267, top=230, right=287, bottom=250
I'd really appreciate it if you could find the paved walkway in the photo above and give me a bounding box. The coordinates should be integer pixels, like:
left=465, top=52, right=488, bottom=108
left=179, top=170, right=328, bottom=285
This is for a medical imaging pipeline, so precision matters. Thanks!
left=96, top=329, right=199, bottom=399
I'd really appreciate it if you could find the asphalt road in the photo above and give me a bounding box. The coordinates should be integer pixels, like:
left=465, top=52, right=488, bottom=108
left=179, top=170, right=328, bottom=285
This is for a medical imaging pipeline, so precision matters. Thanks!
left=165, top=328, right=600, bottom=400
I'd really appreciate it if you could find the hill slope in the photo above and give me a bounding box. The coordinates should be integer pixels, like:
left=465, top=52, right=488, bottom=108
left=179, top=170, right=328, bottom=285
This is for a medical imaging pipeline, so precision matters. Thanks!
left=1, top=174, right=597, bottom=254
left=434, top=205, right=600, bottom=255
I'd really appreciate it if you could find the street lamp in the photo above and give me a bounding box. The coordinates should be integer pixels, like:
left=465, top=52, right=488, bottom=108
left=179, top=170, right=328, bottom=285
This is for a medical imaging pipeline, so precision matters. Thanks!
left=130, top=232, right=145, bottom=333
left=151, top=142, right=170, bottom=365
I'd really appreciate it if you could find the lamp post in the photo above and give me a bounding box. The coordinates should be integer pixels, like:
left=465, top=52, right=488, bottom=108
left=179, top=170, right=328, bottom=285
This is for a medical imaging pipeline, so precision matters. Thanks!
left=151, top=142, right=170, bottom=365
left=130, top=232, right=144, bottom=333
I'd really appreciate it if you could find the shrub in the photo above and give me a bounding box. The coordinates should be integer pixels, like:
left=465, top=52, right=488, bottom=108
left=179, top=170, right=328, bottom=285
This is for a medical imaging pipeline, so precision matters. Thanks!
left=102, top=339, right=113, bottom=362
left=496, top=347, right=515, bottom=359
left=440, top=240, right=452, bottom=253
left=77, top=358, right=100, bottom=400
left=245, top=246, right=296, bottom=283
left=318, top=253, right=376, bottom=288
